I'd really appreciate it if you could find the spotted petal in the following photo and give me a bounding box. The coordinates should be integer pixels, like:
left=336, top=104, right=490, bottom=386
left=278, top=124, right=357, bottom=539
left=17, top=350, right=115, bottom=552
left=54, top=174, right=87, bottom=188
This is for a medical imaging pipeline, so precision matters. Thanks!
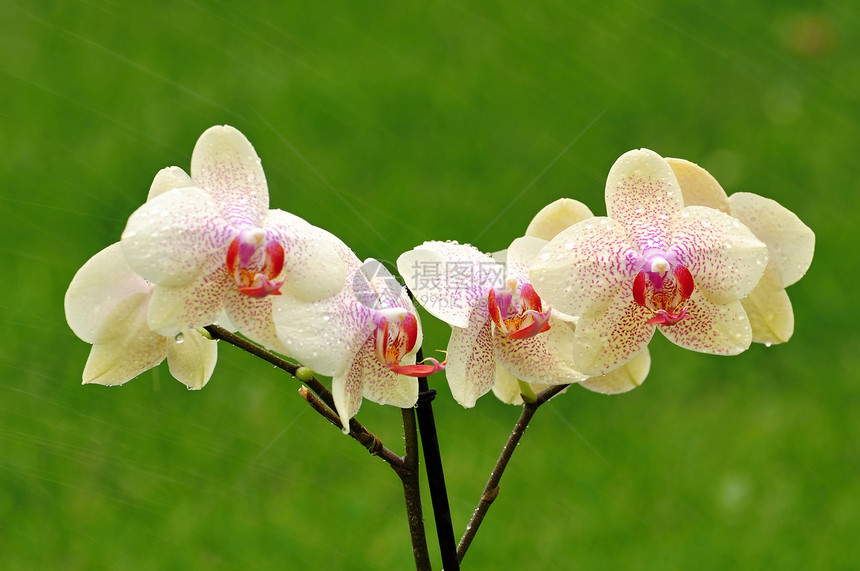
left=606, top=148, right=683, bottom=254
left=445, top=307, right=495, bottom=407
left=223, top=291, right=286, bottom=353
left=360, top=341, right=418, bottom=409
left=668, top=206, right=768, bottom=305
left=494, top=315, right=587, bottom=385
left=191, top=125, right=268, bottom=229
left=572, top=283, right=655, bottom=375
left=397, top=241, right=503, bottom=328
left=531, top=218, right=638, bottom=320
left=122, top=186, right=235, bottom=288
left=272, top=246, right=374, bottom=376
left=146, top=263, right=230, bottom=335
left=657, top=290, right=752, bottom=355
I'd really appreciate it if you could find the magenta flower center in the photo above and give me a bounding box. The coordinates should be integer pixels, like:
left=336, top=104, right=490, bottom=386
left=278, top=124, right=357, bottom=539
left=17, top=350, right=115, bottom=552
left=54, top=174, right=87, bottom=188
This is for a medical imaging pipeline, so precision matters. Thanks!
left=225, top=228, right=285, bottom=298
left=632, top=257, right=695, bottom=325
left=372, top=311, right=445, bottom=377
left=488, top=277, right=552, bottom=339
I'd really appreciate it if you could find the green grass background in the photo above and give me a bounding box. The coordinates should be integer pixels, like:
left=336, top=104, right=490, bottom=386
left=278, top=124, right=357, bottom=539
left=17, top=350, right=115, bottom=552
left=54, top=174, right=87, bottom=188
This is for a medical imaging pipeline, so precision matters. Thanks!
left=1, top=1, right=856, bottom=569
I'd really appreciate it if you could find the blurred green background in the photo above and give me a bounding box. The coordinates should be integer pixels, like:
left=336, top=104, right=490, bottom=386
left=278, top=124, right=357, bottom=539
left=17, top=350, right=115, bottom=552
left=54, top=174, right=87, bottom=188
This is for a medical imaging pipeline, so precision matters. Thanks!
left=1, top=0, right=856, bottom=569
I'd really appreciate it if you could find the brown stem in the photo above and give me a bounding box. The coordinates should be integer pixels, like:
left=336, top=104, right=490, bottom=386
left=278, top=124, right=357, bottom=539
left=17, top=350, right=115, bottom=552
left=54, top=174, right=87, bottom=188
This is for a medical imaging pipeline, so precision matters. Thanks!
left=456, top=384, right=570, bottom=563
left=207, top=325, right=432, bottom=568
left=205, top=325, right=402, bottom=468
left=398, top=406, right=432, bottom=570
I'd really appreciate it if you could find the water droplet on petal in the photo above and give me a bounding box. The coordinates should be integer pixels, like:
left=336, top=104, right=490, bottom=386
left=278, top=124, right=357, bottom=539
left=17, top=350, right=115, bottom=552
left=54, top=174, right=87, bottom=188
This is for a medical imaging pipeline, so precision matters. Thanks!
left=174, top=332, right=185, bottom=344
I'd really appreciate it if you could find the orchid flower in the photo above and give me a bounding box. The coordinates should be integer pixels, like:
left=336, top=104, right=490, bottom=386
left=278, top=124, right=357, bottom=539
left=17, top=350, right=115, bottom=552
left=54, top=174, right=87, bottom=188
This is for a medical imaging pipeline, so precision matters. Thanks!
left=272, top=245, right=442, bottom=430
left=493, top=197, right=652, bottom=401
left=665, top=158, right=815, bottom=345
left=65, top=243, right=217, bottom=389
left=398, top=239, right=587, bottom=408
left=120, top=125, right=346, bottom=353
left=530, top=149, right=770, bottom=376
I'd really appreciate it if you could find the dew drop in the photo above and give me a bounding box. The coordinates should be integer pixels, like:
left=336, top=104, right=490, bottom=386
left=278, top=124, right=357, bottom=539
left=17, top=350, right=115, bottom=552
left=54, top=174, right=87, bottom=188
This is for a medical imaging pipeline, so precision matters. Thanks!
left=764, top=342, right=772, bottom=348
left=174, top=332, right=185, bottom=344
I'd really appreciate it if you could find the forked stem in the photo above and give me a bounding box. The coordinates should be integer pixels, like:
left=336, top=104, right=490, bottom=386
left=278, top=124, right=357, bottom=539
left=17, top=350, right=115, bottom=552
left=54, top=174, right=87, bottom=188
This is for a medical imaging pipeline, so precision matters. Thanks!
left=204, top=325, right=431, bottom=569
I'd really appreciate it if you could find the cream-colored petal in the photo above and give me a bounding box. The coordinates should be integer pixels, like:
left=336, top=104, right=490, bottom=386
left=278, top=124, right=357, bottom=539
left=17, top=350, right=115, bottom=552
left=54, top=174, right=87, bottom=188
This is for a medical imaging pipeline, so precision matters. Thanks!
left=147, top=166, right=193, bottom=201
left=740, top=265, right=794, bottom=344
left=265, top=209, right=348, bottom=302
left=606, top=149, right=682, bottom=254
left=122, top=186, right=235, bottom=288
left=494, top=315, right=587, bottom=386
left=272, top=245, right=374, bottom=377
left=491, top=366, right=523, bottom=405
left=224, top=291, right=288, bottom=354
left=146, top=263, right=229, bottom=335
left=728, top=192, right=814, bottom=287
left=525, top=198, right=594, bottom=241
left=83, top=292, right=167, bottom=386
left=658, top=291, right=752, bottom=355
left=397, top=241, right=503, bottom=328
left=531, top=218, right=638, bottom=319
left=191, top=125, right=269, bottom=229
left=165, top=329, right=218, bottom=389
left=666, top=158, right=730, bottom=213
left=579, top=348, right=650, bottom=395
left=669, top=206, right=768, bottom=305
left=571, top=285, right=655, bottom=375
left=359, top=345, right=419, bottom=409
left=65, top=242, right=150, bottom=343
left=505, top=236, right=548, bottom=279
left=445, top=308, right=496, bottom=407
left=332, top=357, right=367, bottom=433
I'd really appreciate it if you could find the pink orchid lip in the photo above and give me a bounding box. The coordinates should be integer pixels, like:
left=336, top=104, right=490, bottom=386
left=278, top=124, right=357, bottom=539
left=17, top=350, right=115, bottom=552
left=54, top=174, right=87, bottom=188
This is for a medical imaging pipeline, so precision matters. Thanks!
left=225, top=229, right=285, bottom=298
left=372, top=310, right=446, bottom=377
left=632, top=261, right=695, bottom=326
left=389, top=352, right=448, bottom=377
left=488, top=278, right=552, bottom=339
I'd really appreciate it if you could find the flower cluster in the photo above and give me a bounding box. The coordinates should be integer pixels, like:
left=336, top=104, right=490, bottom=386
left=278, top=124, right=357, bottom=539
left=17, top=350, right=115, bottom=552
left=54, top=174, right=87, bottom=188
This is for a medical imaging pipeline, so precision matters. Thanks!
left=67, top=129, right=814, bottom=419
left=65, top=126, right=444, bottom=424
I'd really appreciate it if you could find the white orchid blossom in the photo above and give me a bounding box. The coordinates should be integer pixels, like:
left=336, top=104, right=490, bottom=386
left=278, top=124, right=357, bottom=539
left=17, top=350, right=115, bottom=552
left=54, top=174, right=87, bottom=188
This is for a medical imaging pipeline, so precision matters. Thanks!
left=398, top=239, right=587, bottom=408
left=65, top=243, right=217, bottom=389
left=665, top=158, right=815, bottom=345
left=531, top=149, right=770, bottom=376
left=120, top=125, right=347, bottom=352
left=273, top=247, right=443, bottom=430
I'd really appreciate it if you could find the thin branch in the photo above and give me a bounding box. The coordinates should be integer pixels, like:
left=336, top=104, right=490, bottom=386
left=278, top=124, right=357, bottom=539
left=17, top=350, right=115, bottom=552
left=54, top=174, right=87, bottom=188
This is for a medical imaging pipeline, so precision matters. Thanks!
left=456, top=384, right=570, bottom=563
left=399, top=406, right=432, bottom=570
left=298, top=387, right=406, bottom=469
left=205, top=324, right=403, bottom=468
left=205, top=329, right=432, bottom=568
